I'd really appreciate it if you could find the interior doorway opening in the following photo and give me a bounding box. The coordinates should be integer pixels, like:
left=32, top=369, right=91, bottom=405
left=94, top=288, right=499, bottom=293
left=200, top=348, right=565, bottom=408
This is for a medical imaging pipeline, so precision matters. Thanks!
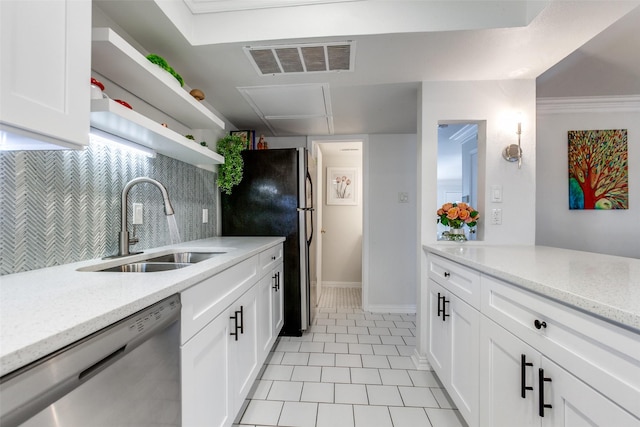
left=310, top=139, right=364, bottom=311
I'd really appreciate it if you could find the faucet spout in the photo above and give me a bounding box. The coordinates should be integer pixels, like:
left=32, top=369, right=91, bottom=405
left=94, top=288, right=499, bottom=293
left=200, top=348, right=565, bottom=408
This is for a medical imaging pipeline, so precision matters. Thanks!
left=118, top=177, right=175, bottom=257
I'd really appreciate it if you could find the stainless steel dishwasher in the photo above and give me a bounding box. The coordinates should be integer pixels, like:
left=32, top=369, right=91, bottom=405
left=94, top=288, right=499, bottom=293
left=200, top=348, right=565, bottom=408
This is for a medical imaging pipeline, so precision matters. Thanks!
left=0, top=294, right=181, bottom=427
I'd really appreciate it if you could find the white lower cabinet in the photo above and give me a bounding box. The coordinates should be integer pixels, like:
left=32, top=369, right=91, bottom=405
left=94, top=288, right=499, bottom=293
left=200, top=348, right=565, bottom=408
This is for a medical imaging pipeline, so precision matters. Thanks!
left=427, top=279, right=480, bottom=427
left=271, top=263, right=284, bottom=337
left=480, top=316, right=639, bottom=427
left=258, top=261, right=284, bottom=361
left=424, top=251, right=640, bottom=427
left=181, top=312, right=232, bottom=427
left=182, top=285, right=260, bottom=427
left=480, top=316, right=540, bottom=427
left=230, top=285, right=260, bottom=410
left=541, top=356, right=639, bottom=427
left=181, top=244, right=284, bottom=427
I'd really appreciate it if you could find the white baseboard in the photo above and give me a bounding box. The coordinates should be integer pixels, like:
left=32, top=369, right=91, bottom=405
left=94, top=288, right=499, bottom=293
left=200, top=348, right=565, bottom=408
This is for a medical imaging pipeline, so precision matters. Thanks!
left=365, top=304, right=416, bottom=314
left=411, top=348, right=432, bottom=371
left=321, top=281, right=362, bottom=289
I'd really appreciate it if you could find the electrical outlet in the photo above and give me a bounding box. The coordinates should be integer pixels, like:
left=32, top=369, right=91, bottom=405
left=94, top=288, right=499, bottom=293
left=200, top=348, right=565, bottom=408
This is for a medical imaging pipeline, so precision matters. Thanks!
left=132, top=203, right=143, bottom=225
left=491, top=208, right=502, bottom=225
left=202, top=208, right=208, bottom=224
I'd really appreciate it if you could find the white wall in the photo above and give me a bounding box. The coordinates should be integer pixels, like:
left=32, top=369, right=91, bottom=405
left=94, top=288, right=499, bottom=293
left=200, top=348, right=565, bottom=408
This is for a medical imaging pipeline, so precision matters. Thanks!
left=416, top=79, right=537, bottom=367
left=322, top=152, right=363, bottom=285
left=368, top=134, right=418, bottom=312
left=536, top=97, right=640, bottom=259
left=420, top=80, right=537, bottom=247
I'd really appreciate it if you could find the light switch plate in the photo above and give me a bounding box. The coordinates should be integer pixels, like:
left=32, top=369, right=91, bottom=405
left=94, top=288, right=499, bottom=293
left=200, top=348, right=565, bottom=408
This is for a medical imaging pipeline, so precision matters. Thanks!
left=202, top=208, right=208, bottom=223
left=491, top=185, right=503, bottom=203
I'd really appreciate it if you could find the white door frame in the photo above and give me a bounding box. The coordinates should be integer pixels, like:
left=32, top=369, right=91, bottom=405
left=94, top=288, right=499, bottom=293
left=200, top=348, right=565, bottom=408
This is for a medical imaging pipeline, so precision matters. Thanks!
left=308, top=135, right=369, bottom=310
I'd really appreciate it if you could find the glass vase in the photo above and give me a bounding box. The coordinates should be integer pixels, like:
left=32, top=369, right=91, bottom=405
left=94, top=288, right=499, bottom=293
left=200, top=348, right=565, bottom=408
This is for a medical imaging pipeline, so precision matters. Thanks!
left=444, top=227, right=467, bottom=242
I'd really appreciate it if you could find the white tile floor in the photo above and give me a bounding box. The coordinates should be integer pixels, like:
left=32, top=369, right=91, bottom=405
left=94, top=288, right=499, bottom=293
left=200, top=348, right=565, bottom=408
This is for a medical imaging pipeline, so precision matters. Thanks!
left=234, top=306, right=468, bottom=427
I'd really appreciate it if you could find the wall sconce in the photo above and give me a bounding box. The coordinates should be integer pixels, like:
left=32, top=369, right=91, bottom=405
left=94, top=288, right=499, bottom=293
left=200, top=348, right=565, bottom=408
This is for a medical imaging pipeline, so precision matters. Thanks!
left=503, top=118, right=522, bottom=168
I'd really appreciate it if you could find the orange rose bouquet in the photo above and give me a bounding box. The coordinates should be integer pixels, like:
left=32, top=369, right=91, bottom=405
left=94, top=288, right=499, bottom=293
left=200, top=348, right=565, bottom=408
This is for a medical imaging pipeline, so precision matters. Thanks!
left=436, top=202, right=480, bottom=230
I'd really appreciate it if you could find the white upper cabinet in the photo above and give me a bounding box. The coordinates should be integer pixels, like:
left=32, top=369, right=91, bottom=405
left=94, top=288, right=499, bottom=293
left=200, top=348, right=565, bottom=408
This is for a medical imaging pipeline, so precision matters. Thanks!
left=0, top=0, right=91, bottom=150
left=90, top=28, right=225, bottom=170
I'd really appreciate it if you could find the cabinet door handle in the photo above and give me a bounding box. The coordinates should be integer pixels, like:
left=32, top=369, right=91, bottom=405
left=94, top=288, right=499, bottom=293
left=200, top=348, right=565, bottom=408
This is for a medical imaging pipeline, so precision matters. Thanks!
left=538, top=368, right=553, bottom=417
left=534, top=319, right=547, bottom=330
left=277, top=272, right=281, bottom=290
left=444, top=272, right=451, bottom=278
left=520, top=354, right=534, bottom=398
left=272, top=273, right=278, bottom=290
left=441, top=297, right=450, bottom=321
left=436, top=292, right=443, bottom=318
left=230, top=310, right=241, bottom=341
left=238, top=305, right=244, bottom=335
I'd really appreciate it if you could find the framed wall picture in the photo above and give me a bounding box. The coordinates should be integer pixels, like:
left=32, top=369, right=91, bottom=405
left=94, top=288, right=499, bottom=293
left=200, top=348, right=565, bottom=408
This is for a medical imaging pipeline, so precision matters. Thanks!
left=230, top=130, right=255, bottom=149
left=327, top=167, right=358, bottom=205
left=568, top=129, right=628, bottom=209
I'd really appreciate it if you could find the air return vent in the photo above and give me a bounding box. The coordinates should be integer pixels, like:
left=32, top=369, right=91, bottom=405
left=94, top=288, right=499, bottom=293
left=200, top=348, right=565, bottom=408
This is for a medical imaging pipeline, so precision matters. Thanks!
left=244, top=41, right=355, bottom=75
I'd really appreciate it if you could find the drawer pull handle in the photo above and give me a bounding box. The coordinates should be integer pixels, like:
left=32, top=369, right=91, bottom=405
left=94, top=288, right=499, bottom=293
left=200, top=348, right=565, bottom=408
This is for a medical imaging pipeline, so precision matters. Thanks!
left=534, top=320, right=547, bottom=330
left=538, top=368, right=553, bottom=417
left=272, top=255, right=276, bottom=260
left=520, top=354, right=534, bottom=398
left=444, top=272, right=451, bottom=278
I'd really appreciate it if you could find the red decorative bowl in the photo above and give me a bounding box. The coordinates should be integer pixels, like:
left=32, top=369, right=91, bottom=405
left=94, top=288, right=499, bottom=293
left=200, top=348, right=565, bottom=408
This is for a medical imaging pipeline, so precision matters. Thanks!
left=114, top=99, right=132, bottom=110
left=90, top=77, right=104, bottom=91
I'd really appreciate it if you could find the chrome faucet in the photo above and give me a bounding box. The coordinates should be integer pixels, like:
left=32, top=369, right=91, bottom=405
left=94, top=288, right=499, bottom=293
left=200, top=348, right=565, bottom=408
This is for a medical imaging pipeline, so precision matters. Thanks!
left=119, top=177, right=175, bottom=257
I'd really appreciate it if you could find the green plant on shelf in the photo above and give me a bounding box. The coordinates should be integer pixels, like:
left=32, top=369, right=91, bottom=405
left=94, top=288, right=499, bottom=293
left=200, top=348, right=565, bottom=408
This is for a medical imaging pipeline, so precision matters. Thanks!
left=146, top=54, right=184, bottom=87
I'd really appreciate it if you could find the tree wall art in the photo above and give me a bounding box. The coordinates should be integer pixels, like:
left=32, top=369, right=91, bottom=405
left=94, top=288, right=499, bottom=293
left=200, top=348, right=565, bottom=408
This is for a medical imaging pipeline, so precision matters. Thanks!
left=568, top=129, right=628, bottom=210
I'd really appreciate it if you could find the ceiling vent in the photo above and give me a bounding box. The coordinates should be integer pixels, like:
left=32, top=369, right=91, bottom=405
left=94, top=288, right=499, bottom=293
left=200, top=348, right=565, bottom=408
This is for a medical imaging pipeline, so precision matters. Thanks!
left=244, top=41, right=355, bottom=75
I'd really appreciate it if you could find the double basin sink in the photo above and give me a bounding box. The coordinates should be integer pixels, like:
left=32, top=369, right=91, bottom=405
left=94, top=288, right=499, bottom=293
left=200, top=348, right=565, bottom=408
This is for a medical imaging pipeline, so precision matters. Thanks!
left=82, top=251, right=227, bottom=273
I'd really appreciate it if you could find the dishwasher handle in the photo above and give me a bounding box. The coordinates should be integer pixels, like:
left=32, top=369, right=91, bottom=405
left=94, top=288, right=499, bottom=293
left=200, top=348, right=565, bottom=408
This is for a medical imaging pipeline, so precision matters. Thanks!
left=0, top=294, right=180, bottom=427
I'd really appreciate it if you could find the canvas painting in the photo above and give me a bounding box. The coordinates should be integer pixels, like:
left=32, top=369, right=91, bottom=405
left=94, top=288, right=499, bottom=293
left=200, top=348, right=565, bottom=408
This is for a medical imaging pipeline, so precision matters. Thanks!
left=568, top=129, right=628, bottom=210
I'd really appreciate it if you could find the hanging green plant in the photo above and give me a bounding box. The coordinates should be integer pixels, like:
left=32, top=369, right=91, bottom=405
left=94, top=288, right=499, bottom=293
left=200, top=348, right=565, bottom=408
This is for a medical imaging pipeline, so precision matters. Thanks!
left=216, top=134, right=248, bottom=194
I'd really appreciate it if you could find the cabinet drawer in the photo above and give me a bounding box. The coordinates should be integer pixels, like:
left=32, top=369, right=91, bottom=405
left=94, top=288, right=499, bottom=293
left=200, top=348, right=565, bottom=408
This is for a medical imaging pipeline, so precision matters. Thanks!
left=481, top=275, right=640, bottom=418
left=428, top=254, right=480, bottom=309
left=181, top=256, right=259, bottom=344
left=259, top=244, right=283, bottom=276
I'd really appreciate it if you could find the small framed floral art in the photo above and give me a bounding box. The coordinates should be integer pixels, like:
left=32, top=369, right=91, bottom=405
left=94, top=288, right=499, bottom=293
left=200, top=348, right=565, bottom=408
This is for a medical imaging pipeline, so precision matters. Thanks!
left=327, top=167, right=358, bottom=205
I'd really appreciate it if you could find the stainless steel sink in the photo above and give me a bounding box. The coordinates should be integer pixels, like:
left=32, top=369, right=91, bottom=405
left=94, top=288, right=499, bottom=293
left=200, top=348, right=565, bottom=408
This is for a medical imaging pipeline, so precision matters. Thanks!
left=81, top=250, right=228, bottom=273
left=99, top=262, right=191, bottom=272
left=144, top=252, right=226, bottom=264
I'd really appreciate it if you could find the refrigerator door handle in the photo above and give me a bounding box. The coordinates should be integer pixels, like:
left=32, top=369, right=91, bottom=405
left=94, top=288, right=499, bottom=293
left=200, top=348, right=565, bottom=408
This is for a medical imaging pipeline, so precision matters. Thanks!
left=306, top=170, right=314, bottom=245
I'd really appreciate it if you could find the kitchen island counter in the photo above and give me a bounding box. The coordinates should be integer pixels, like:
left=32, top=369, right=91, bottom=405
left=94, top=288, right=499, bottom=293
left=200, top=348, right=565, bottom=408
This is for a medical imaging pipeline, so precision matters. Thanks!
left=423, top=244, right=640, bottom=332
left=0, top=236, right=284, bottom=377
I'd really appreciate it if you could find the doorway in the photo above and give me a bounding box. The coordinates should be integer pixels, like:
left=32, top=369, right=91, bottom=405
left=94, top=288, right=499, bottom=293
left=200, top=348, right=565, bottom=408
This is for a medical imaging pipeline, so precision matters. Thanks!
left=310, top=139, right=364, bottom=311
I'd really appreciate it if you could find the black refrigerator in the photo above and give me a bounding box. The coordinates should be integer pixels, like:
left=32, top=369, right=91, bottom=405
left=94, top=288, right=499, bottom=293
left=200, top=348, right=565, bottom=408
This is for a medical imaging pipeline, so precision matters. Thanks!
left=221, top=148, right=314, bottom=336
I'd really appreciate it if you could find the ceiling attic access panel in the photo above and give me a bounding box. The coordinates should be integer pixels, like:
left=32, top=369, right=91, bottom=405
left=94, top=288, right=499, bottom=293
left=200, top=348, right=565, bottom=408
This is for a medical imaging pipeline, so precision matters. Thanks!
left=238, top=83, right=334, bottom=136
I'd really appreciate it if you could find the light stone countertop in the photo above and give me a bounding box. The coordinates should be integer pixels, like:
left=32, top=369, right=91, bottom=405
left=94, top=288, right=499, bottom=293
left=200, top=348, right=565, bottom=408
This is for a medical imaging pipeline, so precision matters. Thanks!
left=0, top=236, right=285, bottom=377
left=424, top=244, right=640, bottom=333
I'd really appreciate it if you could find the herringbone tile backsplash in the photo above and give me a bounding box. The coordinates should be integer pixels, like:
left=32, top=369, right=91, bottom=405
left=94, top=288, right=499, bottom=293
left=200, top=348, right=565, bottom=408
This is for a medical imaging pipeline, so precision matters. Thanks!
left=0, top=142, right=217, bottom=275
